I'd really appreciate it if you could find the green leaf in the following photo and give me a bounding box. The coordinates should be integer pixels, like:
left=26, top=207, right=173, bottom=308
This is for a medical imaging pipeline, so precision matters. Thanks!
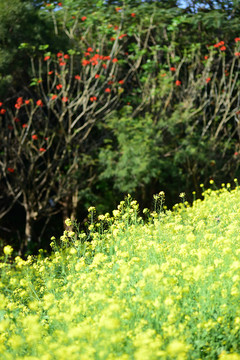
left=67, top=49, right=76, bottom=55
left=18, top=42, right=30, bottom=49
left=39, top=44, right=49, bottom=51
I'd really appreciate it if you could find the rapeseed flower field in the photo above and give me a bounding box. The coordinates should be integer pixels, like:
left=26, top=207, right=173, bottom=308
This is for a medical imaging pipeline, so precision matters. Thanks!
left=0, top=184, right=240, bottom=360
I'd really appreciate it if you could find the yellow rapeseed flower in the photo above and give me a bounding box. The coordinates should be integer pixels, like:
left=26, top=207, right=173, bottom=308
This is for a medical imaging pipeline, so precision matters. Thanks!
left=65, top=218, right=72, bottom=227
left=3, top=245, right=13, bottom=256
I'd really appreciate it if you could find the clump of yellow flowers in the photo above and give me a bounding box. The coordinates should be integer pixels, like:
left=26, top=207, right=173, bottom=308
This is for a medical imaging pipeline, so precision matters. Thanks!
left=3, top=245, right=13, bottom=256
left=0, top=186, right=240, bottom=359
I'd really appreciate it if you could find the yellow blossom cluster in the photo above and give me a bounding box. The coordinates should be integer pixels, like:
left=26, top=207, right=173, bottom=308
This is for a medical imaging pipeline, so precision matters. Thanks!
left=0, top=187, right=240, bottom=359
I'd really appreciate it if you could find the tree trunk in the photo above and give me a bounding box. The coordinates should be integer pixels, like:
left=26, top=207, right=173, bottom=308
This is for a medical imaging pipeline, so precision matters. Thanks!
left=71, top=188, right=79, bottom=222
left=62, top=195, right=71, bottom=230
left=62, top=189, right=79, bottom=230
left=19, top=195, right=36, bottom=255
left=24, top=208, right=33, bottom=247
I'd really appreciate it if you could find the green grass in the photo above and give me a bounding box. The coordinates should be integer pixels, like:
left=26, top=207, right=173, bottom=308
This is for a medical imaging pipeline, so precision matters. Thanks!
left=0, top=185, right=240, bottom=360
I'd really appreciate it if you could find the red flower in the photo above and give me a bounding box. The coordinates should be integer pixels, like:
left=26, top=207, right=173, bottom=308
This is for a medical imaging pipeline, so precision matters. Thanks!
left=90, top=96, right=97, bottom=102
left=102, top=64, right=107, bottom=69
left=44, top=56, right=50, bottom=61
left=105, top=88, right=111, bottom=93
left=234, top=152, right=239, bottom=156
left=206, top=77, right=211, bottom=83
left=81, top=16, right=87, bottom=21
left=32, top=134, right=38, bottom=140
left=204, top=56, right=208, bottom=60
left=75, top=75, right=81, bottom=80
left=64, top=54, right=70, bottom=59
left=82, top=59, right=90, bottom=66
left=56, top=84, right=62, bottom=90
left=25, top=100, right=30, bottom=105
left=17, top=97, right=23, bottom=103
left=160, top=73, right=166, bottom=77
left=235, top=52, right=240, bottom=56
left=15, top=97, right=23, bottom=108
left=131, top=13, right=136, bottom=17
left=0, top=109, right=6, bottom=114
left=58, top=2, right=62, bottom=6
left=119, top=34, right=127, bottom=39
left=213, top=40, right=224, bottom=48
left=48, top=71, right=53, bottom=75
left=7, top=168, right=15, bottom=173
left=36, top=99, right=43, bottom=107
left=220, top=46, right=226, bottom=51
left=39, top=148, right=46, bottom=152
left=87, top=47, right=93, bottom=52
left=118, top=80, right=124, bottom=84
left=95, top=74, right=100, bottom=79
left=175, top=80, right=181, bottom=86
left=110, top=37, right=116, bottom=42
left=22, top=124, right=28, bottom=128
left=170, top=67, right=176, bottom=71
left=235, top=37, right=240, bottom=42
left=91, top=60, right=98, bottom=66
left=112, top=58, right=118, bottom=63
left=91, top=56, right=99, bottom=62
left=57, top=52, right=63, bottom=57
left=62, top=97, right=68, bottom=102
left=0, top=102, right=2, bottom=107
left=115, top=7, right=121, bottom=12
left=103, top=56, right=111, bottom=61
left=51, top=95, right=57, bottom=100
left=59, top=61, right=66, bottom=66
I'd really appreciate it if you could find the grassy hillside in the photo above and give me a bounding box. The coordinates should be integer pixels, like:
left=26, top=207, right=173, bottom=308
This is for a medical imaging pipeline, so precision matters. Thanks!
left=0, top=184, right=240, bottom=360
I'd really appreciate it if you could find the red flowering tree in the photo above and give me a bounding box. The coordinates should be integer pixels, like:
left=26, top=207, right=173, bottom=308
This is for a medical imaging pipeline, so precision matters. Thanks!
left=0, top=0, right=159, bottom=252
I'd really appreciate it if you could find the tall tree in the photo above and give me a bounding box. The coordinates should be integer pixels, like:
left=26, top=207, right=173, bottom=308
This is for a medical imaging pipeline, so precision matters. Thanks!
left=0, top=0, right=67, bottom=98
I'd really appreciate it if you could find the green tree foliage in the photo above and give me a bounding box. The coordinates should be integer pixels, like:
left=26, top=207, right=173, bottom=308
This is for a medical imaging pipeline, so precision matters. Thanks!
left=99, top=109, right=163, bottom=193
left=99, top=35, right=240, bottom=201
left=0, top=0, right=67, bottom=98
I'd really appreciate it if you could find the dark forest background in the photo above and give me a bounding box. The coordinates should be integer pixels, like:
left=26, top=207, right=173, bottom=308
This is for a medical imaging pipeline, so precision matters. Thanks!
left=0, top=0, right=240, bottom=254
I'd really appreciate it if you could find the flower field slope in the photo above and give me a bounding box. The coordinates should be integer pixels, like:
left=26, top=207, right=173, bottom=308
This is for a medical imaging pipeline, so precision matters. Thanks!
left=0, top=187, right=240, bottom=360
